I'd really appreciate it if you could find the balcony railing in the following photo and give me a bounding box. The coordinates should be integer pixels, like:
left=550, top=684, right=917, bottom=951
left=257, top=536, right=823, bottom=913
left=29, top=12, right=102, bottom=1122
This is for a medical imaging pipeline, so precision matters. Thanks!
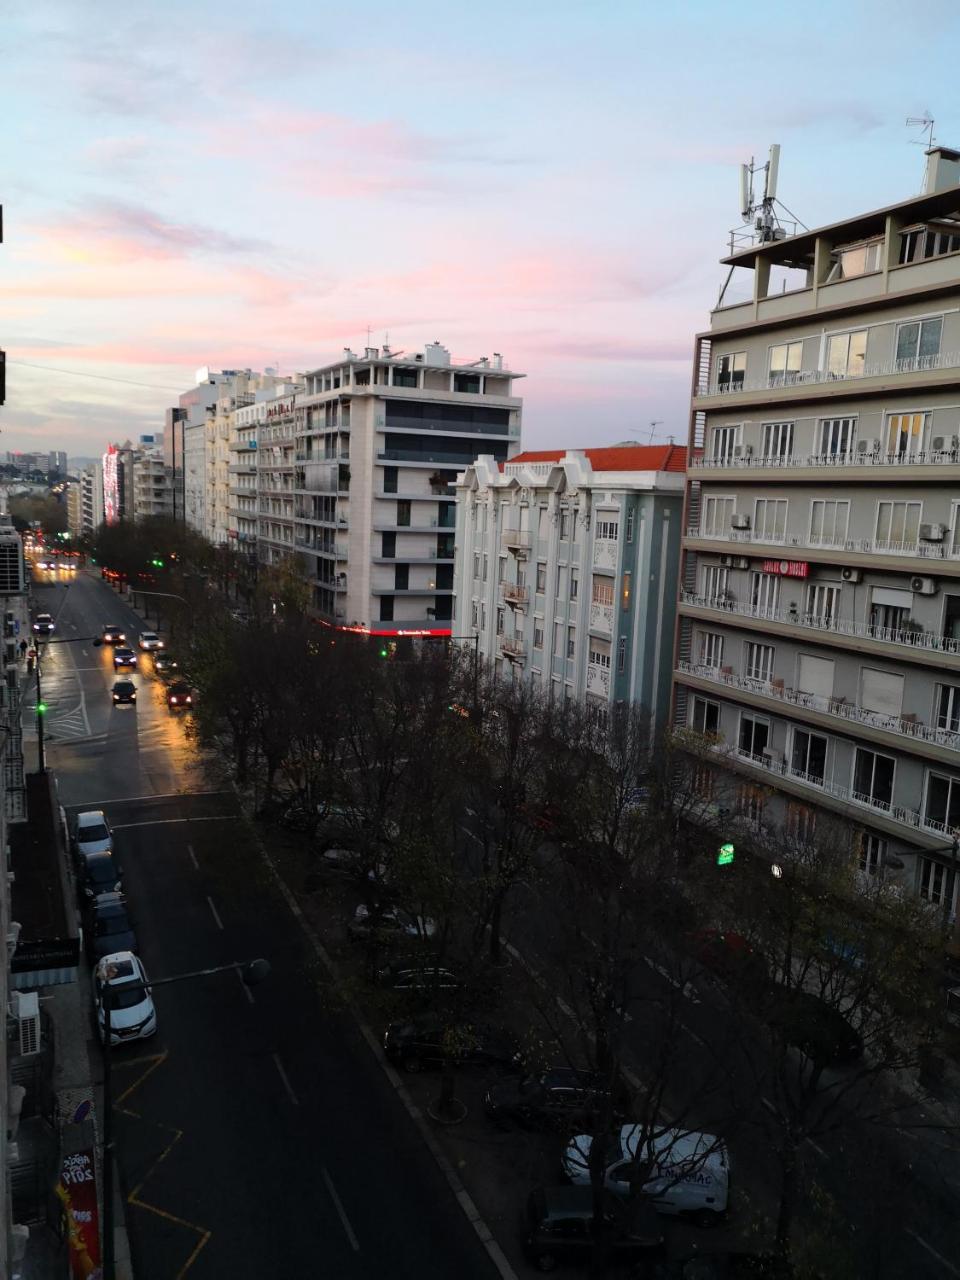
left=676, top=657, right=960, bottom=754
left=586, top=663, right=611, bottom=698
left=502, top=530, right=531, bottom=553
left=697, top=350, right=960, bottom=398
left=691, top=446, right=960, bottom=471
left=501, top=635, right=526, bottom=660
left=503, top=583, right=528, bottom=605
left=685, top=527, right=960, bottom=562
left=593, top=538, right=618, bottom=571
left=679, top=589, right=960, bottom=657
left=589, top=601, right=614, bottom=633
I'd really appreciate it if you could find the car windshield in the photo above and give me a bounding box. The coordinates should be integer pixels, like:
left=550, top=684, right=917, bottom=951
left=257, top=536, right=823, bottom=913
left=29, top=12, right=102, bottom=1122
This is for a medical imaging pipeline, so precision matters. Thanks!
left=80, top=824, right=110, bottom=843
left=110, top=983, right=148, bottom=1010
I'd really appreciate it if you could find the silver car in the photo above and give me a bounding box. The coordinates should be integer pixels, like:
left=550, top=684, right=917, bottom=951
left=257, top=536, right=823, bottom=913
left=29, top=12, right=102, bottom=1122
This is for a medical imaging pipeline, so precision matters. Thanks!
left=75, top=810, right=113, bottom=858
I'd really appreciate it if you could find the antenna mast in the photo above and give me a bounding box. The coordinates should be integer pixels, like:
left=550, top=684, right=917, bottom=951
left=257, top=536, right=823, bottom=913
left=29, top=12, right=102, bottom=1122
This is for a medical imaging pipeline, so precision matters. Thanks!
left=728, top=144, right=805, bottom=257
left=907, top=112, right=936, bottom=151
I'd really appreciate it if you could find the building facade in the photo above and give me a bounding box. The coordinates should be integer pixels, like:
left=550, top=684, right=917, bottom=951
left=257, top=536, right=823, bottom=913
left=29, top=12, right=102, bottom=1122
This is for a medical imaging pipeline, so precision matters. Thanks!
left=295, top=342, right=522, bottom=632
left=79, top=462, right=104, bottom=537
left=675, top=144, right=960, bottom=915
left=131, top=444, right=173, bottom=521
left=257, top=388, right=300, bottom=566
left=456, top=445, right=685, bottom=725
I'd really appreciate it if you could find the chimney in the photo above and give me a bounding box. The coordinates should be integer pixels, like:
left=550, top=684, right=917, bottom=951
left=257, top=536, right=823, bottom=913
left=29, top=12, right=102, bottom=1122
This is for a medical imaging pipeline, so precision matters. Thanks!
left=924, top=145, right=960, bottom=194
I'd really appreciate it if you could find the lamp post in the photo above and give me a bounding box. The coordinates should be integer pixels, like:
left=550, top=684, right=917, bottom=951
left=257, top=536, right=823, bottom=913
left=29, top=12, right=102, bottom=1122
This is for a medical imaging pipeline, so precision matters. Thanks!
left=100, top=957, right=270, bottom=1280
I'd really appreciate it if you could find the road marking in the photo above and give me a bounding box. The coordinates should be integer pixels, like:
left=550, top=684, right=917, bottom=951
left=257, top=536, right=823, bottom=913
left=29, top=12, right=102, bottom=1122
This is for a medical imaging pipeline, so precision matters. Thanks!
left=206, top=896, right=223, bottom=930
left=272, top=1053, right=299, bottom=1106
left=235, top=966, right=255, bottom=1004
left=642, top=955, right=702, bottom=1004
left=905, top=1229, right=960, bottom=1278
left=69, top=789, right=236, bottom=809
left=111, top=815, right=239, bottom=831
left=81, top=648, right=88, bottom=657
left=187, top=843, right=199, bottom=870
left=322, top=1167, right=360, bottom=1252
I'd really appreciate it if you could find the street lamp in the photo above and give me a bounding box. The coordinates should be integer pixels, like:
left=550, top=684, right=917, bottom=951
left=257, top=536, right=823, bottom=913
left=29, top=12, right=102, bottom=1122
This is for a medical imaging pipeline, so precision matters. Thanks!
left=100, top=957, right=270, bottom=1280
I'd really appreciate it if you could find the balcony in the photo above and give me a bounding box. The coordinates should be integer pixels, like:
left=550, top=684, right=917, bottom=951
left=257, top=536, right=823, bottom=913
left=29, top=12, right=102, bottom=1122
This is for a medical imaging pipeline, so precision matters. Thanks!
left=586, top=663, right=611, bottom=698
left=695, top=350, right=960, bottom=402
left=685, top=525, right=960, bottom=571
left=502, top=529, right=531, bottom=556
left=501, top=635, right=526, bottom=661
left=589, top=601, right=614, bottom=634
left=377, top=449, right=479, bottom=465
left=691, top=445, right=960, bottom=479
left=503, top=583, right=528, bottom=606
left=676, top=658, right=960, bottom=760
left=593, top=538, right=618, bottom=571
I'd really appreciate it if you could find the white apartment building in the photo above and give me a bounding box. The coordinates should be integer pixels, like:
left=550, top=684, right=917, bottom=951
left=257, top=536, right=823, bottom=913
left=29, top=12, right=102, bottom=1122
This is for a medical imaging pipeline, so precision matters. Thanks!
left=676, top=144, right=960, bottom=918
left=455, top=445, right=685, bottom=725
left=295, top=342, right=523, bottom=631
left=131, top=441, right=173, bottom=522
left=256, top=387, right=300, bottom=565
left=78, top=462, right=104, bottom=537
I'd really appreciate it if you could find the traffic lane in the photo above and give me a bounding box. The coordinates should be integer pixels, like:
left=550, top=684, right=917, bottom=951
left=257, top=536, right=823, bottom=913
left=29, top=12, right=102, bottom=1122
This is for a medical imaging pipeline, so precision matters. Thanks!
left=114, top=818, right=498, bottom=1279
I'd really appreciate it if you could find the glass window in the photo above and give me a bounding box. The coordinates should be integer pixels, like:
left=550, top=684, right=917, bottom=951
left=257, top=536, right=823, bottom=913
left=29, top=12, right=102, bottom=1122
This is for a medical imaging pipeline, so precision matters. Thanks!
left=769, top=341, right=803, bottom=387
left=895, top=317, right=942, bottom=368
left=751, top=572, right=780, bottom=615
left=553, top=621, right=563, bottom=655
left=761, top=421, right=794, bottom=459
left=566, top=626, right=576, bottom=659
left=536, top=563, right=547, bottom=593
left=744, top=641, right=775, bottom=682
left=482, top=554, right=488, bottom=582
left=625, top=509, right=635, bottom=542
left=805, top=582, right=841, bottom=626
left=919, top=857, right=958, bottom=913
left=809, top=499, right=850, bottom=545
left=560, top=510, right=570, bottom=539
left=556, top=567, right=566, bottom=599
left=790, top=729, right=827, bottom=784
left=592, top=577, right=614, bottom=606
left=859, top=834, right=886, bottom=876
left=925, top=773, right=960, bottom=833
left=471, top=601, right=478, bottom=629
left=570, top=568, right=579, bottom=600
left=596, top=518, right=620, bottom=541
left=835, top=241, right=882, bottom=279
left=885, top=413, right=927, bottom=458
left=533, top=623, right=544, bottom=650
left=716, top=351, right=746, bottom=392
left=826, top=332, right=867, bottom=379
left=617, top=636, right=627, bottom=672
left=703, top=565, right=729, bottom=600
left=397, top=499, right=411, bottom=526
left=701, top=496, right=734, bottom=537
left=875, top=501, right=922, bottom=546
left=699, top=632, right=724, bottom=668
left=738, top=713, right=769, bottom=759
left=496, top=607, right=504, bottom=635
left=937, top=684, right=960, bottom=733
left=754, top=498, right=788, bottom=540
left=712, top=425, right=740, bottom=460
left=498, top=557, right=506, bottom=582
left=692, top=697, right=720, bottom=735
left=853, top=749, right=895, bottom=808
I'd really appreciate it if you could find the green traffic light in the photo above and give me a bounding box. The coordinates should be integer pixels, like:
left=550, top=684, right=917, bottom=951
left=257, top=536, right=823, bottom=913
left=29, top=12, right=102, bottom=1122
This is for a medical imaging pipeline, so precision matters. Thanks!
left=37, top=702, right=48, bottom=715
left=716, top=842, right=735, bottom=866
left=379, top=647, right=389, bottom=658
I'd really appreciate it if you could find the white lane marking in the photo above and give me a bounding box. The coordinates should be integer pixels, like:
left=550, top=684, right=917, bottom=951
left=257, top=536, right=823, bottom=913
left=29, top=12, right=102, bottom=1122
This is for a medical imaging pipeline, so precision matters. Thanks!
left=110, top=815, right=239, bottom=831
left=187, top=843, right=199, bottom=870
left=272, top=1053, right=300, bottom=1106
left=70, top=789, right=235, bottom=808
left=322, top=1167, right=360, bottom=1252
left=206, top=896, right=224, bottom=930
left=643, top=955, right=702, bottom=1004
left=905, top=1229, right=960, bottom=1278
left=81, top=649, right=88, bottom=658
left=236, top=967, right=255, bottom=1004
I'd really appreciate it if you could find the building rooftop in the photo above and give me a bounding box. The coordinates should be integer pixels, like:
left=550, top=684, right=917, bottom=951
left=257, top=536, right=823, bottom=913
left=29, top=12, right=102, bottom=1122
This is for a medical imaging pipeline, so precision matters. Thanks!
left=509, top=444, right=686, bottom=474
left=304, top=340, right=523, bottom=379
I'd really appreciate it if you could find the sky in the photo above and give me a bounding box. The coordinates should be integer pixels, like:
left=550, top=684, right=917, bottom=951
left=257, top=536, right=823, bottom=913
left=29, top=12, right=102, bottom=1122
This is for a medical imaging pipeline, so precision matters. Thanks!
left=3, top=0, right=960, bottom=458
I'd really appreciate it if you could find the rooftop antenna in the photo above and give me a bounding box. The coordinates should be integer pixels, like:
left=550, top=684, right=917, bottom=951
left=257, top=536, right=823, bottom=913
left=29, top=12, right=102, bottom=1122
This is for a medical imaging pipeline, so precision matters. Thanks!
left=646, top=420, right=664, bottom=443
left=907, top=112, right=936, bottom=151
left=739, top=144, right=782, bottom=245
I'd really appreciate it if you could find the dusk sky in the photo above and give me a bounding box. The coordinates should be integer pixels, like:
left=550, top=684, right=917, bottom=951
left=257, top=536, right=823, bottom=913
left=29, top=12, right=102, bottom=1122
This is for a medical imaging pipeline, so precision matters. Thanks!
left=3, top=0, right=960, bottom=457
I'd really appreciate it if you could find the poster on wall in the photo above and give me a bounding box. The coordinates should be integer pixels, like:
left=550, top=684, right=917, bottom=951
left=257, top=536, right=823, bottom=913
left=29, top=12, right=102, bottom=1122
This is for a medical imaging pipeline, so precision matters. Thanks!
left=56, top=1147, right=101, bottom=1279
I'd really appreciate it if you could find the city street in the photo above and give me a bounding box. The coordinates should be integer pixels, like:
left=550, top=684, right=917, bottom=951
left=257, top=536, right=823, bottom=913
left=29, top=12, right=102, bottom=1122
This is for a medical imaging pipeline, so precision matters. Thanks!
left=30, top=568, right=501, bottom=1280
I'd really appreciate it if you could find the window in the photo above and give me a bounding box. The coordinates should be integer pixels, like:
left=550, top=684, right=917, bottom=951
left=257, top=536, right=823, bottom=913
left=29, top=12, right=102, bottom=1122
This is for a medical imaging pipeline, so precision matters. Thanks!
left=833, top=240, right=882, bottom=279
left=860, top=669, right=904, bottom=716
left=553, top=621, right=563, bottom=655
left=900, top=226, right=960, bottom=264
left=482, top=554, right=488, bottom=582
left=692, top=697, right=720, bottom=735
left=805, top=582, right=840, bottom=626
left=556, top=567, right=566, bottom=600
left=625, top=509, right=635, bottom=542
left=589, top=645, right=611, bottom=669
left=876, top=500, right=922, bottom=547
left=761, top=421, right=794, bottom=459
left=471, top=601, right=478, bottom=629
left=817, top=417, right=857, bottom=456
left=592, top=577, right=614, bottom=606
left=701, top=496, right=734, bottom=537
left=925, top=772, right=960, bottom=834
left=859, top=834, right=886, bottom=876
left=536, top=563, right=547, bottom=593
left=786, top=803, right=817, bottom=844
left=533, top=622, right=544, bottom=650
left=382, top=532, right=396, bottom=559
left=693, top=765, right=715, bottom=800
left=769, top=341, right=803, bottom=387
left=809, top=499, right=850, bottom=545
left=596, top=518, right=619, bottom=541
left=570, top=568, right=579, bottom=600
left=853, top=749, right=895, bottom=809
left=738, top=713, right=769, bottom=758
left=621, top=571, right=631, bottom=611
left=712, top=425, right=740, bottom=461
left=703, top=565, right=729, bottom=600
left=936, top=684, right=960, bottom=733
left=699, top=632, right=724, bottom=669
left=826, top=330, right=868, bottom=379
left=744, top=641, right=775, bottom=682
left=736, top=785, right=765, bottom=827
left=560, top=510, right=570, bottom=540
left=496, top=607, right=504, bottom=635
left=397, top=499, right=411, bottom=526
left=751, top=572, right=780, bottom=615
left=498, top=556, right=506, bottom=582
left=895, top=317, right=942, bottom=368
left=566, top=626, right=576, bottom=659
left=885, top=413, right=928, bottom=458
left=480, top=604, right=486, bottom=630
left=919, top=857, right=958, bottom=914
left=790, top=729, right=827, bottom=784
left=394, top=563, right=409, bottom=590
left=716, top=351, right=746, bottom=392
left=617, top=635, right=627, bottom=672
left=383, top=466, right=398, bottom=494
left=754, top=498, right=787, bottom=541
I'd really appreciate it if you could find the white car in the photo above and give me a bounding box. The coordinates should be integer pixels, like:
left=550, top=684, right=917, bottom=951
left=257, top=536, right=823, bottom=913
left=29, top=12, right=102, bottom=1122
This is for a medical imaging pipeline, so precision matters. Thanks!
left=138, top=631, right=164, bottom=652
left=561, top=1125, right=729, bottom=1225
left=75, top=810, right=113, bottom=858
left=94, top=952, right=157, bottom=1045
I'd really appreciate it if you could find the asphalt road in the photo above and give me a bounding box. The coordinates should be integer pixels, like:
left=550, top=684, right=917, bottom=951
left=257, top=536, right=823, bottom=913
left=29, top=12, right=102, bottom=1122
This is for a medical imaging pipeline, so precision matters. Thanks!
left=30, top=568, right=501, bottom=1280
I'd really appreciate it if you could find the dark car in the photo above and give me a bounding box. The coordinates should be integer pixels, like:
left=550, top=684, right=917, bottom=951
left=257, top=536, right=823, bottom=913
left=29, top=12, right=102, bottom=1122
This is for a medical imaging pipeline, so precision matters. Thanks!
left=377, top=960, right=461, bottom=996
left=112, top=647, right=137, bottom=670
left=111, top=680, right=137, bottom=704
left=32, top=612, right=55, bottom=636
left=77, top=851, right=123, bottom=902
left=691, top=930, right=769, bottom=994
left=650, top=1252, right=793, bottom=1278
left=102, top=625, right=127, bottom=644
left=383, top=1016, right=522, bottom=1074
left=167, top=681, right=193, bottom=710
left=153, top=653, right=179, bottom=678
left=522, top=1185, right=664, bottom=1273
left=485, top=1067, right=623, bottom=1130
left=84, top=893, right=138, bottom=961
left=765, top=987, right=863, bottom=1065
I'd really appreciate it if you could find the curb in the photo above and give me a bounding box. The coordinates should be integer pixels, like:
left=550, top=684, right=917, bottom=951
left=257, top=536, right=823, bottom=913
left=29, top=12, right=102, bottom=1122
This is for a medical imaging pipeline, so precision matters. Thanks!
left=235, top=792, right=519, bottom=1280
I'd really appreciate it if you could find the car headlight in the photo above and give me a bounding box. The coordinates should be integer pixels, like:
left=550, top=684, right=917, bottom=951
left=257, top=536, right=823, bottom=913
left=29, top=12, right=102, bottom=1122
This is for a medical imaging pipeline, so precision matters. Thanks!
left=113, top=694, right=119, bottom=701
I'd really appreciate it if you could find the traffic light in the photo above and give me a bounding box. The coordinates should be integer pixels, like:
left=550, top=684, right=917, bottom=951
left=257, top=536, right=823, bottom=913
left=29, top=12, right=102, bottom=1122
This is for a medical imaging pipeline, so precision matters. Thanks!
left=379, top=645, right=389, bottom=658
left=37, top=701, right=48, bottom=715
left=151, top=557, right=165, bottom=569
left=716, top=841, right=735, bottom=867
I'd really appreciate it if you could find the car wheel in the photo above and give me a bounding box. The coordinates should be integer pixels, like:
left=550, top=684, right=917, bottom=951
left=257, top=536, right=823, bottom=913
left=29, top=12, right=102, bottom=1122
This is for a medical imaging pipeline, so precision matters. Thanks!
left=534, top=1252, right=558, bottom=1273
left=691, top=1209, right=722, bottom=1228
left=402, top=1054, right=422, bottom=1073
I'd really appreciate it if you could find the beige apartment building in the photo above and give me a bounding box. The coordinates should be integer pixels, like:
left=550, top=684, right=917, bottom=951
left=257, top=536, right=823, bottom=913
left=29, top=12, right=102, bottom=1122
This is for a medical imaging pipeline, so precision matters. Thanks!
left=675, top=145, right=960, bottom=916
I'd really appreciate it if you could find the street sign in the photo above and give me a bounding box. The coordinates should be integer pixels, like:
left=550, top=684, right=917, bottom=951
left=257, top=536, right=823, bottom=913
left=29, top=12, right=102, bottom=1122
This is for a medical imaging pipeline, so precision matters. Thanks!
left=717, top=842, right=735, bottom=866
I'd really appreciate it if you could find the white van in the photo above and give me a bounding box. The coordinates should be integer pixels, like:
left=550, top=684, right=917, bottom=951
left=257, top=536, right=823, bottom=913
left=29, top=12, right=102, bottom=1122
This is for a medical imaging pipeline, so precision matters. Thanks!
left=561, top=1125, right=729, bottom=1225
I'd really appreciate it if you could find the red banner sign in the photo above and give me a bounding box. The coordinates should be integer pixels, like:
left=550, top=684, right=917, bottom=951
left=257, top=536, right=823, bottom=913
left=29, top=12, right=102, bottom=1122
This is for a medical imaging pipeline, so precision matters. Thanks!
left=57, top=1148, right=101, bottom=1279
left=761, top=559, right=809, bottom=579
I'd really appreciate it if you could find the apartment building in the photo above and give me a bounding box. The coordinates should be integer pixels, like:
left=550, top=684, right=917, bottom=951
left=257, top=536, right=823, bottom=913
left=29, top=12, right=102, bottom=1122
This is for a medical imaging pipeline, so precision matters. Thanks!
left=179, top=369, right=266, bottom=539
left=295, top=342, right=522, bottom=631
left=675, top=144, right=960, bottom=914
left=256, top=387, right=300, bottom=565
left=78, top=462, right=104, bottom=537
left=456, top=445, right=685, bottom=724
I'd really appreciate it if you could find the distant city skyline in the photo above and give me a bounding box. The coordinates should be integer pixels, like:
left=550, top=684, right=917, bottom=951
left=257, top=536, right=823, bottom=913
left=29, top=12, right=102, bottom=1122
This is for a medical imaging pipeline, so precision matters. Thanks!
left=3, top=0, right=960, bottom=454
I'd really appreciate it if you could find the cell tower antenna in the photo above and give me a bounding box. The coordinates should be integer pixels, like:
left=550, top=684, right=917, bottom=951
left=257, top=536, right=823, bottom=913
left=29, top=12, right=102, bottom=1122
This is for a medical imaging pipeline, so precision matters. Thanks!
left=907, top=112, right=936, bottom=151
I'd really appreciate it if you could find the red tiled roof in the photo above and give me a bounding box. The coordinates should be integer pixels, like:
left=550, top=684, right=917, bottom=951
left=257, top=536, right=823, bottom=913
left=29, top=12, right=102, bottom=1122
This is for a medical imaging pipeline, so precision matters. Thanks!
left=509, top=444, right=686, bottom=473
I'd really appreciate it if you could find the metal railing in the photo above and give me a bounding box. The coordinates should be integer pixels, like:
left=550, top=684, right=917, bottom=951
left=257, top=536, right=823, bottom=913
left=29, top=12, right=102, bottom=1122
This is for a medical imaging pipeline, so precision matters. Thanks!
left=501, top=635, right=526, bottom=658
left=685, top=528, right=960, bottom=562
left=676, top=657, right=960, bottom=752
left=696, top=350, right=960, bottom=397
left=502, top=530, right=531, bottom=550
left=586, top=663, right=611, bottom=697
left=503, top=583, right=528, bottom=604
left=691, top=447, right=960, bottom=471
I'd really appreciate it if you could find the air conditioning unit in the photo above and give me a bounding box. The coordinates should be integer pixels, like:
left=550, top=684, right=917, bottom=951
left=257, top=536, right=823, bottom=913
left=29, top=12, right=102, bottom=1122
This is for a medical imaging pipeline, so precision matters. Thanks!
left=841, top=567, right=862, bottom=583
left=856, top=440, right=869, bottom=454
left=10, top=991, right=40, bottom=1056
left=911, top=576, right=938, bottom=595
left=734, top=557, right=750, bottom=570
left=719, top=555, right=735, bottom=568
left=933, top=437, right=946, bottom=451
left=762, top=747, right=783, bottom=766
left=731, top=514, right=751, bottom=530
left=733, top=444, right=754, bottom=457
left=920, top=523, right=946, bottom=542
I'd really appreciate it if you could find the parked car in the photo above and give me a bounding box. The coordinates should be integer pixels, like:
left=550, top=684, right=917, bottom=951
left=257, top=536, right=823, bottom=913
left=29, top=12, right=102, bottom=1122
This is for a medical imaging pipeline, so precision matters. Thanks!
left=521, top=1185, right=664, bottom=1273
left=349, top=903, right=435, bottom=942
left=562, top=1125, right=730, bottom=1226
left=691, top=930, right=769, bottom=994
left=111, top=680, right=137, bottom=704
left=377, top=960, right=461, bottom=995
left=112, top=647, right=137, bottom=669
left=153, top=653, right=179, bottom=677
left=94, top=951, right=157, bottom=1045
left=77, top=851, right=123, bottom=902
left=485, top=1067, right=624, bottom=1131
left=650, top=1253, right=793, bottom=1278
left=138, top=631, right=164, bottom=651
left=383, top=1015, right=522, bottom=1073
left=32, top=612, right=55, bottom=635
left=74, top=810, right=113, bottom=857
left=166, top=681, right=193, bottom=710
left=102, top=625, right=127, bottom=644
left=84, top=892, right=138, bottom=962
